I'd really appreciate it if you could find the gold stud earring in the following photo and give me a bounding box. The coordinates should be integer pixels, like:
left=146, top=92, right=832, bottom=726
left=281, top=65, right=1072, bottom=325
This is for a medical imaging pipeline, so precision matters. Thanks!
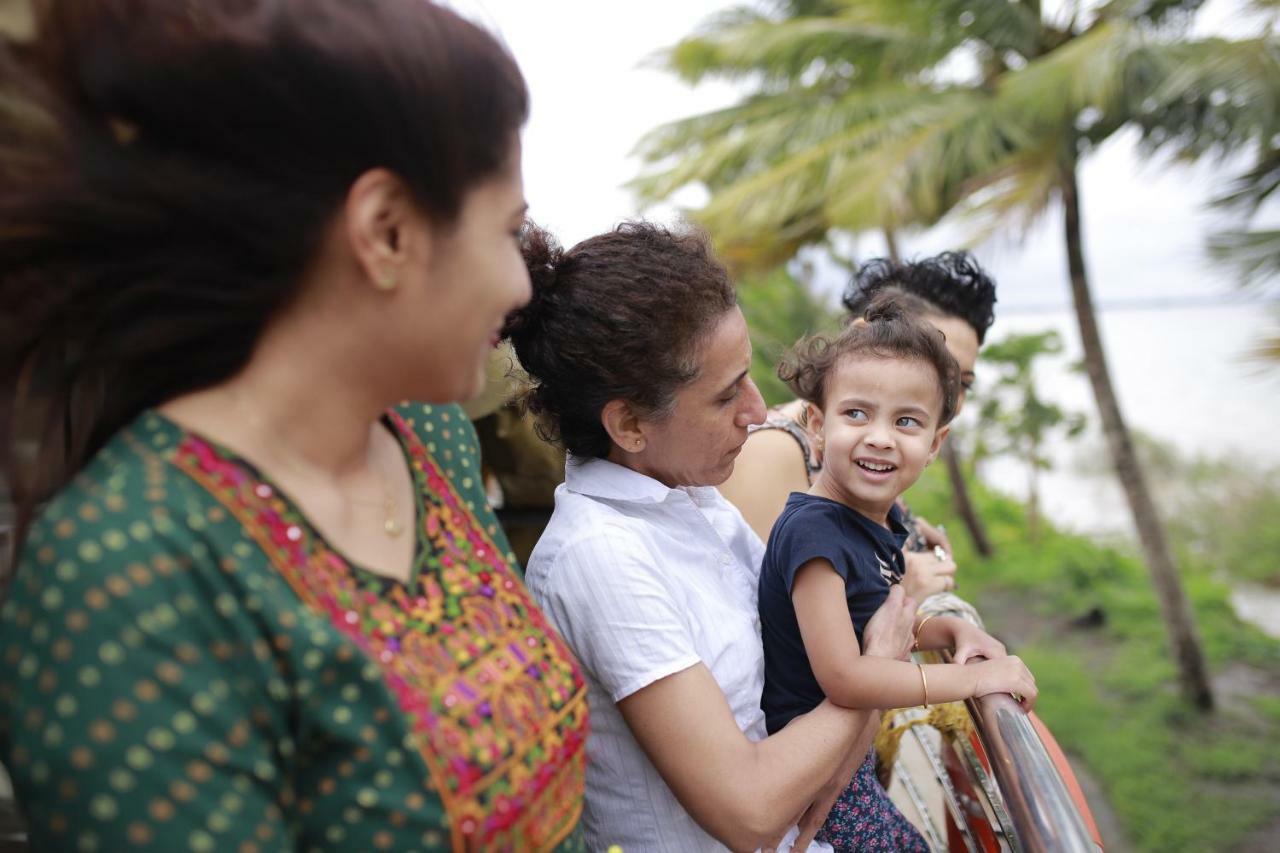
left=375, top=269, right=397, bottom=291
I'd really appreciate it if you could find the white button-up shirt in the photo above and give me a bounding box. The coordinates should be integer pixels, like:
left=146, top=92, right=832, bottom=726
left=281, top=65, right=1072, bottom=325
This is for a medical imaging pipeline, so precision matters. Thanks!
left=525, top=456, right=768, bottom=852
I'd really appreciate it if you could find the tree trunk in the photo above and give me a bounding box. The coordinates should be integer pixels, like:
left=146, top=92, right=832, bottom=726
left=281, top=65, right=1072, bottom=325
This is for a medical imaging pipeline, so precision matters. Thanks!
left=1061, top=164, right=1214, bottom=710
left=942, top=439, right=993, bottom=557
left=883, top=227, right=902, bottom=264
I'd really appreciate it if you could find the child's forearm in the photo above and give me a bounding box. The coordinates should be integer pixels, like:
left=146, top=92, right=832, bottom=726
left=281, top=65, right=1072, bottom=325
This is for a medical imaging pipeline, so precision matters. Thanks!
left=821, top=657, right=976, bottom=710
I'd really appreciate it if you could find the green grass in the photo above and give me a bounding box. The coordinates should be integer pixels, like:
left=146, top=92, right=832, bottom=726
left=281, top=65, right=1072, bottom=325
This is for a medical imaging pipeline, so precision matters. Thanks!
left=902, top=466, right=1280, bottom=852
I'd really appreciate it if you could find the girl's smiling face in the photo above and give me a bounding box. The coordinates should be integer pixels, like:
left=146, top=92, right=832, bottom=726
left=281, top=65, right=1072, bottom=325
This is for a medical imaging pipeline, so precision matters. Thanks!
left=809, top=354, right=950, bottom=525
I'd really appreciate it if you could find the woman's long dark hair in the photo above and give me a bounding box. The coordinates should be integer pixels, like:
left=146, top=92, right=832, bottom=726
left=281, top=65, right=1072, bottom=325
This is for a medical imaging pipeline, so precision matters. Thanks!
left=0, top=0, right=528, bottom=550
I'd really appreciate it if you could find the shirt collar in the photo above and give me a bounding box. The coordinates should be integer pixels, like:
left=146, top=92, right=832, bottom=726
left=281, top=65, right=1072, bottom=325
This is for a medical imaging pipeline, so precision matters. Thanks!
left=564, top=454, right=720, bottom=505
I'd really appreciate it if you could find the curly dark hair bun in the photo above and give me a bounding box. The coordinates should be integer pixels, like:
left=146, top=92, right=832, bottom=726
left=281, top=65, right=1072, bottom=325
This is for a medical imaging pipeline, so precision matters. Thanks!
left=502, top=222, right=563, bottom=342
left=505, top=221, right=737, bottom=459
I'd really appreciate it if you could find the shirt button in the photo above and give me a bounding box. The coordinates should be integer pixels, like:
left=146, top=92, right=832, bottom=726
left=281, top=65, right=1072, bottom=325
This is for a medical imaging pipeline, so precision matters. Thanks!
left=719, top=553, right=732, bottom=565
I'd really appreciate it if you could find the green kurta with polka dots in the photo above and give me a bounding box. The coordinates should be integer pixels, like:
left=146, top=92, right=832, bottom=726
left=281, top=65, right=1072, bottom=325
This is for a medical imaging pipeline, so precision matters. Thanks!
left=0, top=403, right=590, bottom=852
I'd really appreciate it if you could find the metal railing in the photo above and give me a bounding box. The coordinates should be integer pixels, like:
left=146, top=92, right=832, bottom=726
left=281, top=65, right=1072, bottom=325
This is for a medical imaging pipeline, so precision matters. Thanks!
left=927, top=596, right=1099, bottom=852
left=967, top=688, right=1097, bottom=852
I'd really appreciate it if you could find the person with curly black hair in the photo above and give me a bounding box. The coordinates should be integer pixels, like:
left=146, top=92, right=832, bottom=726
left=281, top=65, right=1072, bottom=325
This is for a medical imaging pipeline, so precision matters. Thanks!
left=719, top=251, right=998, bottom=600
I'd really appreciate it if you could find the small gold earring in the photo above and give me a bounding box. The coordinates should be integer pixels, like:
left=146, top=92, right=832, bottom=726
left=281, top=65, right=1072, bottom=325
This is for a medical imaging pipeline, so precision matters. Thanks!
left=375, top=269, right=397, bottom=291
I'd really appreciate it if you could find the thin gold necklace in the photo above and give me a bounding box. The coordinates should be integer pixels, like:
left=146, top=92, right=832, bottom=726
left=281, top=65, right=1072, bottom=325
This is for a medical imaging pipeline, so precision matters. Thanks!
left=229, top=389, right=405, bottom=538
left=349, top=491, right=404, bottom=538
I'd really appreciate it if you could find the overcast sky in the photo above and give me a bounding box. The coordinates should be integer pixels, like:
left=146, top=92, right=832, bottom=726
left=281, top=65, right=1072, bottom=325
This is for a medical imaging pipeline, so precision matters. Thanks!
left=457, top=0, right=1280, bottom=500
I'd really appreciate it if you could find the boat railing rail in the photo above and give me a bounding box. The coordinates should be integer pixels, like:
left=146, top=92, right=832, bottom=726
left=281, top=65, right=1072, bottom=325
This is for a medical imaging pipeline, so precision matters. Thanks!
left=930, top=597, right=1100, bottom=852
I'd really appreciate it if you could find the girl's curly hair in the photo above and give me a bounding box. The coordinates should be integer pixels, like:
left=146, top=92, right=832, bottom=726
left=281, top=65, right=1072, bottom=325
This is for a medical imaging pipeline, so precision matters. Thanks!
left=780, top=291, right=961, bottom=425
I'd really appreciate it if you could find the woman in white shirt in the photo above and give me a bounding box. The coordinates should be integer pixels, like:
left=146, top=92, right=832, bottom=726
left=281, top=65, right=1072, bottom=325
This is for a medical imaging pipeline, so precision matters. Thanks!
left=504, top=222, right=918, bottom=852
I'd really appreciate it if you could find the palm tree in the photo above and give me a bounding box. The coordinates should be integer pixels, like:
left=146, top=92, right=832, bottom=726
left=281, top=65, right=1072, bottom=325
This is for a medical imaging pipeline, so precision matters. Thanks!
left=1207, top=148, right=1280, bottom=363
left=636, top=0, right=1280, bottom=709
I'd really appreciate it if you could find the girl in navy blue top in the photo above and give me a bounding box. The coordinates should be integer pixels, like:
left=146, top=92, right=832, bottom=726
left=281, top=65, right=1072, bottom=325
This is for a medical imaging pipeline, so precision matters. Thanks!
left=759, top=295, right=1038, bottom=851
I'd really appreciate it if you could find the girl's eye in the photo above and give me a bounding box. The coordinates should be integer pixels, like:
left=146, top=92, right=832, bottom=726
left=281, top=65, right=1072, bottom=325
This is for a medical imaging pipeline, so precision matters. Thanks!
left=961, top=378, right=975, bottom=391
left=897, top=416, right=922, bottom=428
left=843, top=409, right=866, bottom=421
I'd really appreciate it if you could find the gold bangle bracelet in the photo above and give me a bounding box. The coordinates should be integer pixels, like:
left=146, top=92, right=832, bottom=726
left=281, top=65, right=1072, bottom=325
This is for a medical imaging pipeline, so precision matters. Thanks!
left=913, top=613, right=939, bottom=652
left=917, top=663, right=930, bottom=707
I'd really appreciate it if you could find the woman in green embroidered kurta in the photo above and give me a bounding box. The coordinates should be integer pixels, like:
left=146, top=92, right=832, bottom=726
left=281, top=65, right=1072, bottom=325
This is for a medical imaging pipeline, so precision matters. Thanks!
left=0, top=2, right=588, bottom=850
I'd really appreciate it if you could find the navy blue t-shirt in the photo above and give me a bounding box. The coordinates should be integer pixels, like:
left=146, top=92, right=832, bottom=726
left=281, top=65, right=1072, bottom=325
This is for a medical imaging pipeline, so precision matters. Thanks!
left=759, top=492, right=909, bottom=734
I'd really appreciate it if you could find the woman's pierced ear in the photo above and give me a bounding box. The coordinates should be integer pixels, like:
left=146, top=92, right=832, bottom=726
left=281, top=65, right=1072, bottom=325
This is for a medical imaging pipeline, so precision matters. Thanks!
left=372, top=228, right=400, bottom=291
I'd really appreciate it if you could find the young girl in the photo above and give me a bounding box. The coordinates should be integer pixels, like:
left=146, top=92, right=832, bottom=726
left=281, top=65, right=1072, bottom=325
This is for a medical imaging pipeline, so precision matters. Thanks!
left=759, top=295, right=1038, bottom=851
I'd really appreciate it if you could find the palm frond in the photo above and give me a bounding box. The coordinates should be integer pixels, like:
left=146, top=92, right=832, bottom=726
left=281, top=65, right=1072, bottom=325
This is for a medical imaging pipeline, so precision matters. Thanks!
left=660, top=13, right=923, bottom=88
left=1206, top=228, right=1280, bottom=290
left=633, top=0, right=1276, bottom=278
left=1211, top=148, right=1280, bottom=215
left=996, top=19, right=1141, bottom=132
left=634, top=83, right=959, bottom=211
left=1132, top=36, right=1280, bottom=159
left=952, top=129, right=1067, bottom=244
left=1096, top=0, right=1210, bottom=28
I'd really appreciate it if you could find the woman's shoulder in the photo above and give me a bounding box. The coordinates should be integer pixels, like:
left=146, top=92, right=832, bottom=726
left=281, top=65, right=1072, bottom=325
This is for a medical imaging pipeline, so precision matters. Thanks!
left=528, top=493, right=647, bottom=579
left=7, top=417, right=281, bottom=641
left=390, top=401, right=517, bottom=567
left=22, top=412, right=214, bottom=560
left=390, top=401, right=483, bottom=490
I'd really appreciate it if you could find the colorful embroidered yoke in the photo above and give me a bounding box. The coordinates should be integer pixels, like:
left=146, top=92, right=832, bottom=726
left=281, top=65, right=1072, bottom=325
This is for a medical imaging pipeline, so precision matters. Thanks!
left=0, top=403, right=588, bottom=852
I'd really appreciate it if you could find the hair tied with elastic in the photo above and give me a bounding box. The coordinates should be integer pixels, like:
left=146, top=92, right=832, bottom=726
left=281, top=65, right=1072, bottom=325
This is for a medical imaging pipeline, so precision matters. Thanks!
left=501, top=221, right=562, bottom=339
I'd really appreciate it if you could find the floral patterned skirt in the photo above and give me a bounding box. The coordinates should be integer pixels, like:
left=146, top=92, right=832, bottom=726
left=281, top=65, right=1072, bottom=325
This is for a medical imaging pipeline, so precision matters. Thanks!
left=815, top=751, right=929, bottom=852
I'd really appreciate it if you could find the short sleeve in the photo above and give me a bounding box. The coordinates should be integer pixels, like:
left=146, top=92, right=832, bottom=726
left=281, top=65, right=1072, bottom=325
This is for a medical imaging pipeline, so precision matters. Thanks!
left=768, top=501, right=859, bottom=594
left=529, top=527, right=700, bottom=703
left=0, top=500, right=292, bottom=851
